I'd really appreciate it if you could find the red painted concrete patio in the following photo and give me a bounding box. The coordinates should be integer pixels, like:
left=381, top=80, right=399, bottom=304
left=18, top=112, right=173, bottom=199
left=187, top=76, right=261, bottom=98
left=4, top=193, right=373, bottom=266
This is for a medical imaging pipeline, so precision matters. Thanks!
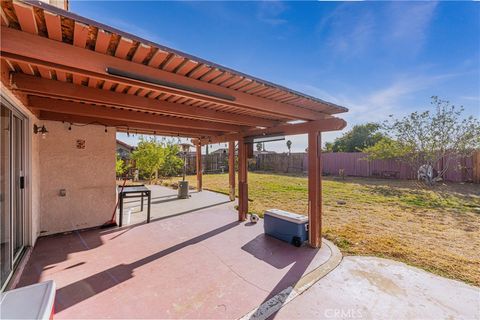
left=16, top=199, right=333, bottom=319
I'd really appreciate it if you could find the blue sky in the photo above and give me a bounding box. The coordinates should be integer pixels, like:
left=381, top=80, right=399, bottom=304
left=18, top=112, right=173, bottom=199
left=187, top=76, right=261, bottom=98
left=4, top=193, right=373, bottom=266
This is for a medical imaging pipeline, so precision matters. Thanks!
left=70, top=1, right=480, bottom=153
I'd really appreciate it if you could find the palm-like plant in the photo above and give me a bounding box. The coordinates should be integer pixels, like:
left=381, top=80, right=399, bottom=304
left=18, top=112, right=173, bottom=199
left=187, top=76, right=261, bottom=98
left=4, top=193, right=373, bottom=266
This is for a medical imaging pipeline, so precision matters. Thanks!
left=286, top=140, right=292, bottom=155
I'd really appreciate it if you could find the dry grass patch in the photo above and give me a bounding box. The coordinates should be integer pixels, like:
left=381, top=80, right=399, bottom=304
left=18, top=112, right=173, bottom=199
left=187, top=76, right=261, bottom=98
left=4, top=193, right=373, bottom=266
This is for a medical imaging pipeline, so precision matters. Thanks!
left=162, top=173, right=480, bottom=286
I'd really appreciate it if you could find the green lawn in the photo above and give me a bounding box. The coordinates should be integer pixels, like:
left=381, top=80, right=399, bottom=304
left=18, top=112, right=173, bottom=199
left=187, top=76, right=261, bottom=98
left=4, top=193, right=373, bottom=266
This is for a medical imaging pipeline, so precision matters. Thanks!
left=162, top=172, right=480, bottom=286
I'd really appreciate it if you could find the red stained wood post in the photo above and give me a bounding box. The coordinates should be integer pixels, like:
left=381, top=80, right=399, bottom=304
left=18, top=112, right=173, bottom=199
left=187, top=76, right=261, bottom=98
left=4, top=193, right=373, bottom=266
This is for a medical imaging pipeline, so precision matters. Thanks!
left=196, top=144, right=202, bottom=191
left=238, top=139, right=248, bottom=221
left=308, top=130, right=322, bottom=248
left=228, top=141, right=236, bottom=201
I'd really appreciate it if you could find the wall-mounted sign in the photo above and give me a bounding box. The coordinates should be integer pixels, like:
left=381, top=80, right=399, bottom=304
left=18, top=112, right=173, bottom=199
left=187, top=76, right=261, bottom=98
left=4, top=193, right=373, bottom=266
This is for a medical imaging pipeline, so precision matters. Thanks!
left=76, top=139, right=85, bottom=149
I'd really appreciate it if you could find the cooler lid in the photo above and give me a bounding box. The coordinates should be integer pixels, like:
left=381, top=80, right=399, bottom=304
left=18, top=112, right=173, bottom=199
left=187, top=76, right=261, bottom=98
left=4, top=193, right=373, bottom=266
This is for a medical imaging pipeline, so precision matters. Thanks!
left=0, top=280, right=56, bottom=320
left=264, top=209, right=308, bottom=224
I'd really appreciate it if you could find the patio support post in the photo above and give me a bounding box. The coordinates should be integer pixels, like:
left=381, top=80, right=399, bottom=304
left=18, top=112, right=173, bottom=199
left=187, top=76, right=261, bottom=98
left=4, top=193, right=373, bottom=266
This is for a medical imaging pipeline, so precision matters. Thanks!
left=228, top=141, right=236, bottom=201
left=308, top=130, right=322, bottom=248
left=238, top=139, right=248, bottom=221
left=196, top=144, right=202, bottom=191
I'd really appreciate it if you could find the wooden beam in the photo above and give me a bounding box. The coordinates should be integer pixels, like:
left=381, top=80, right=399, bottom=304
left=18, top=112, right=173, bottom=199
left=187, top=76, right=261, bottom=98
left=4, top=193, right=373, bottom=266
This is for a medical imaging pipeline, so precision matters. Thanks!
left=73, top=22, right=89, bottom=48
left=13, top=1, right=38, bottom=34
left=44, top=11, right=63, bottom=41
left=115, top=37, right=133, bottom=59
left=196, top=118, right=347, bottom=144
left=196, top=144, right=202, bottom=191
left=27, top=96, right=238, bottom=132
left=37, top=111, right=221, bottom=137
left=1, top=7, right=9, bottom=26
left=228, top=141, right=236, bottom=201
left=95, top=29, right=111, bottom=54
left=132, top=44, right=151, bottom=64
left=12, top=74, right=277, bottom=127
left=148, top=49, right=169, bottom=68
left=238, top=138, right=248, bottom=221
left=1, top=27, right=329, bottom=120
left=308, top=130, right=322, bottom=248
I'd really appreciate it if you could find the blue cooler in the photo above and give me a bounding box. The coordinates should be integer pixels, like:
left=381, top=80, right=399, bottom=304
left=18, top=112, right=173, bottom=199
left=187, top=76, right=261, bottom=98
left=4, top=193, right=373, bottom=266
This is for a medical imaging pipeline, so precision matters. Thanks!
left=264, top=209, right=308, bottom=247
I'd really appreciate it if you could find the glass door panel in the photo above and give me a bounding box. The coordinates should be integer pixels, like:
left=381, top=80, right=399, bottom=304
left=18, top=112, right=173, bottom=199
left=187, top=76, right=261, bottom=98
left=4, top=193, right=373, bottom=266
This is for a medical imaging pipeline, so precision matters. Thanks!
left=0, top=105, right=12, bottom=288
left=12, top=115, right=24, bottom=259
left=0, top=101, right=25, bottom=290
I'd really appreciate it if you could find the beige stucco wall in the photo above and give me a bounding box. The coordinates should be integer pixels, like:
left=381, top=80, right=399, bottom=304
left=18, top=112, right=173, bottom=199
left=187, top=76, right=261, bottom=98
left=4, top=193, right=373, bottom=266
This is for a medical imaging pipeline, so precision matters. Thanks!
left=30, top=121, right=41, bottom=243
left=39, top=0, right=69, bottom=10
left=2, top=85, right=116, bottom=241
left=39, top=121, right=116, bottom=235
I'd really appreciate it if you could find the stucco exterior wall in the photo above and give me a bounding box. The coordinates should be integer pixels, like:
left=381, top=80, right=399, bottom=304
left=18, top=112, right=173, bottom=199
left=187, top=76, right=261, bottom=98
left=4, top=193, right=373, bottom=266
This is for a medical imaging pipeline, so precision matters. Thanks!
left=39, top=121, right=116, bottom=235
left=30, top=121, right=40, bottom=243
left=39, top=0, right=69, bottom=10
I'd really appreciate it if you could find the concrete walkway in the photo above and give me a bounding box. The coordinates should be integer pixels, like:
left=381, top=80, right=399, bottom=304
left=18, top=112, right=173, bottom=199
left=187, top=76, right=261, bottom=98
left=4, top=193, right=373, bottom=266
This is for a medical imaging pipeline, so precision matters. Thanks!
left=273, top=256, right=480, bottom=320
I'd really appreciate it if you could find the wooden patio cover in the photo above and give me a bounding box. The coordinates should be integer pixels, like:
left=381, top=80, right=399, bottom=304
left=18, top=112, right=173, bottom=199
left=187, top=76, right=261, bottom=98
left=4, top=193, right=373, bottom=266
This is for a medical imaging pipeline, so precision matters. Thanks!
left=0, top=0, right=348, bottom=247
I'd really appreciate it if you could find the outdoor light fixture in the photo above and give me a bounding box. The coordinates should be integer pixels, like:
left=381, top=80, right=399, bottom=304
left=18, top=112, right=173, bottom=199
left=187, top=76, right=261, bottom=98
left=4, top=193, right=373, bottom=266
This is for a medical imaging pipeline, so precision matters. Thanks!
left=179, top=143, right=192, bottom=182
left=177, top=143, right=192, bottom=199
left=33, top=124, right=48, bottom=138
left=247, top=134, right=285, bottom=144
left=106, top=67, right=236, bottom=102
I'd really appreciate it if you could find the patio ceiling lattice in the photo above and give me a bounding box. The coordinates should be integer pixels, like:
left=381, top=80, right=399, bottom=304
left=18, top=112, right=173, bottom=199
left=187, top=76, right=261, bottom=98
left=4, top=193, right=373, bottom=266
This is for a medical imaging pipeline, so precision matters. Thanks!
left=1, top=0, right=347, bottom=141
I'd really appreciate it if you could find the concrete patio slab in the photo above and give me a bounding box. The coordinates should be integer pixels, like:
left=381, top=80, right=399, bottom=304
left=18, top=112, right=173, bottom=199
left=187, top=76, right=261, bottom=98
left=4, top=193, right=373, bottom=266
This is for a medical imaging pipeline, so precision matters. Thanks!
left=273, top=256, right=480, bottom=320
left=16, top=193, right=336, bottom=319
left=121, top=185, right=231, bottom=225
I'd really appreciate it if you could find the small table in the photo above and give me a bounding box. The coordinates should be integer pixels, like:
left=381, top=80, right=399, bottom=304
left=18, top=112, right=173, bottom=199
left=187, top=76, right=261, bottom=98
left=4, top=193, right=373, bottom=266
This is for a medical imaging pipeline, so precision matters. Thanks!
left=118, top=185, right=151, bottom=227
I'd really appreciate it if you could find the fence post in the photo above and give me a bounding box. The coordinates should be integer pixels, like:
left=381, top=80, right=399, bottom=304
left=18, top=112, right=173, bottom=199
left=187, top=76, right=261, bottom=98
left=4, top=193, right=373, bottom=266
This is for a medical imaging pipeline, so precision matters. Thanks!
left=196, top=144, right=202, bottom=191
left=473, top=150, right=480, bottom=184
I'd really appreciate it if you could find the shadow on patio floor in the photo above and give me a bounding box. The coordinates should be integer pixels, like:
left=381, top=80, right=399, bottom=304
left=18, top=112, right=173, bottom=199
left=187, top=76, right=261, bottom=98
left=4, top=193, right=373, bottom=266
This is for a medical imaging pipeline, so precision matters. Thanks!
left=55, top=221, right=241, bottom=312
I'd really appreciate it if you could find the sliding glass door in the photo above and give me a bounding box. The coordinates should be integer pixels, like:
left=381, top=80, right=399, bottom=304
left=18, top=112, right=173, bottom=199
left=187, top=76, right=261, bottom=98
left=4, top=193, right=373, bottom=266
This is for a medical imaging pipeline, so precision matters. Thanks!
left=0, top=101, right=26, bottom=290
left=1, top=105, right=12, bottom=288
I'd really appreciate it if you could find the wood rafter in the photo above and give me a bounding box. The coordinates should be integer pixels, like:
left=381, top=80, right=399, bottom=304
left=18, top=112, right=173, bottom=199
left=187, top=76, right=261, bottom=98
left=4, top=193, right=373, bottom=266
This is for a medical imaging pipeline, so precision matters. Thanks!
left=27, top=96, right=243, bottom=132
left=193, top=118, right=347, bottom=144
left=12, top=74, right=277, bottom=127
left=1, top=27, right=328, bottom=120
left=37, top=111, right=222, bottom=137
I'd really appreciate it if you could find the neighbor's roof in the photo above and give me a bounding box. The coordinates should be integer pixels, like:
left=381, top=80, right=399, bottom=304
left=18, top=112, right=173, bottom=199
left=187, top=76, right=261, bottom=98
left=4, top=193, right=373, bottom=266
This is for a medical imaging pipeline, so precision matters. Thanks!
left=0, top=0, right=348, bottom=140
left=116, top=139, right=134, bottom=151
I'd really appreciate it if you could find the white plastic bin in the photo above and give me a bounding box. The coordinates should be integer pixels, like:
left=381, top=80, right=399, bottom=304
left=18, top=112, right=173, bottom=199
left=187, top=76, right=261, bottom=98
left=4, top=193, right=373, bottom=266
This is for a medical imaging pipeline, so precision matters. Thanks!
left=0, top=280, right=56, bottom=319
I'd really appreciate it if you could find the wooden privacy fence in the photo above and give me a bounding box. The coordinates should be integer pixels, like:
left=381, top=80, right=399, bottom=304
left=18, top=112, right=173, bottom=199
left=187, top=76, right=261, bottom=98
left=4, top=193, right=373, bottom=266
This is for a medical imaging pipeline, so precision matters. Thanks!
left=187, top=151, right=480, bottom=183
left=186, top=152, right=229, bottom=174
left=321, top=152, right=476, bottom=182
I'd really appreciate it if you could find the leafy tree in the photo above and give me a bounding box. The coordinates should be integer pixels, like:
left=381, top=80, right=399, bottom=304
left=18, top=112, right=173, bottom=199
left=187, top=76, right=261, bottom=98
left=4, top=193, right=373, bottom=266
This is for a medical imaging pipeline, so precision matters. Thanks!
left=286, top=140, right=292, bottom=155
left=158, top=142, right=183, bottom=177
left=362, top=137, right=411, bottom=160
left=132, top=137, right=184, bottom=181
left=364, top=96, right=480, bottom=184
left=115, top=154, right=126, bottom=177
left=324, top=142, right=333, bottom=152
left=131, top=137, right=164, bottom=182
left=256, top=142, right=263, bottom=152
left=327, top=123, right=385, bottom=152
